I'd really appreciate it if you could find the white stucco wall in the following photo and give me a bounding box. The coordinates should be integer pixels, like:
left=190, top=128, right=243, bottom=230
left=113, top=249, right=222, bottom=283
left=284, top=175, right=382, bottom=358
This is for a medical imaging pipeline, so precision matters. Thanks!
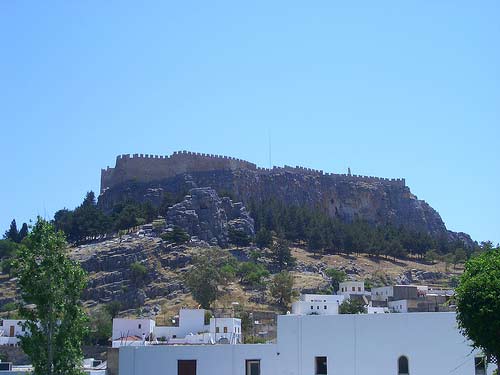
left=339, top=281, right=365, bottom=295
left=291, top=301, right=340, bottom=315
left=112, top=319, right=155, bottom=340
left=371, top=286, right=393, bottom=301
left=119, top=344, right=278, bottom=375
left=118, top=312, right=489, bottom=375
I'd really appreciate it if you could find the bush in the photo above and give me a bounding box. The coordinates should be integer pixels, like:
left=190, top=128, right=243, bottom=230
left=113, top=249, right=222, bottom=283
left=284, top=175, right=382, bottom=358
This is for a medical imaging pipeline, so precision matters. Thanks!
left=1, top=302, right=16, bottom=312
left=228, top=227, right=251, bottom=247
left=161, top=226, right=190, bottom=245
left=255, top=228, right=272, bottom=249
left=244, top=335, right=266, bottom=344
left=130, top=262, right=148, bottom=285
left=339, top=299, right=366, bottom=314
left=325, top=268, right=347, bottom=293
left=237, top=262, right=269, bottom=288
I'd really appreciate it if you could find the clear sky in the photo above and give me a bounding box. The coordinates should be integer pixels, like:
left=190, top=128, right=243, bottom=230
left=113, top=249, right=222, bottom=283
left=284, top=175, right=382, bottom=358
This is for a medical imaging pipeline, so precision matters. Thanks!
left=1, top=1, right=498, bottom=245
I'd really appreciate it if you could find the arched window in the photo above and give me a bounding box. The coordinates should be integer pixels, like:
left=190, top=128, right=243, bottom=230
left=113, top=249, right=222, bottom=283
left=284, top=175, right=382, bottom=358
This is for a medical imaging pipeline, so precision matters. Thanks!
left=398, top=356, right=409, bottom=375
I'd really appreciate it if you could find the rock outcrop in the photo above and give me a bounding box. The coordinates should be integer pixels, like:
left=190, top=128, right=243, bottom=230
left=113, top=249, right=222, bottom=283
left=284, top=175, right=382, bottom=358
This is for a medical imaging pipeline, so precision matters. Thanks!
left=98, top=151, right=474, bottom=245
left=166, top=187, right=254, bottom=247
left=70, top=236, right=189, bottom=309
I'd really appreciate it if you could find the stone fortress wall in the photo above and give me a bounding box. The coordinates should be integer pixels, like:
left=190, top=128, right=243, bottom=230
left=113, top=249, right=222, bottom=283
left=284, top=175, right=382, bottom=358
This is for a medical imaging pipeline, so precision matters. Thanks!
left=101, top=151, right=405, bottom=192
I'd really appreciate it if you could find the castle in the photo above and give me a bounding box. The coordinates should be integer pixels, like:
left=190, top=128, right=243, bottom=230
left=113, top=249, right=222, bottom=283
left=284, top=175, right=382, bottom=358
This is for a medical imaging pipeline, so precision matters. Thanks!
left=100, top=151, right=405, bottom=192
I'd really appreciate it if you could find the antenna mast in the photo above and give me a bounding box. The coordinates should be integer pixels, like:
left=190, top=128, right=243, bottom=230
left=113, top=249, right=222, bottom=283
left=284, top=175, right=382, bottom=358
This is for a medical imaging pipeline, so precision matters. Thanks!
left=268, top=129, right=272, bottom=169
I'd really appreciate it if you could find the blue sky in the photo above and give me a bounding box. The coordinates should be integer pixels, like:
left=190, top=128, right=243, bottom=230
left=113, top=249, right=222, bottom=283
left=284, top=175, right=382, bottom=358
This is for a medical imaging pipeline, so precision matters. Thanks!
left=1, top=1, right=498, bottom=244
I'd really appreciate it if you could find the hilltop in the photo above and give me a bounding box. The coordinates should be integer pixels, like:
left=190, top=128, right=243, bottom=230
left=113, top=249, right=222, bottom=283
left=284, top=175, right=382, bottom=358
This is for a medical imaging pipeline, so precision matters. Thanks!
left=98, top=151, right=472, bottom=244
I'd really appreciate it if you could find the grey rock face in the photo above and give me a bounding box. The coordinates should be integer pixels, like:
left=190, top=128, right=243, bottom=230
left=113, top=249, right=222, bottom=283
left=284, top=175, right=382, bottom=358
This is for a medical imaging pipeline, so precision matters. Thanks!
left=98, top=168, right=472, bottom=245
left=166, top=187, right=255, bottom=247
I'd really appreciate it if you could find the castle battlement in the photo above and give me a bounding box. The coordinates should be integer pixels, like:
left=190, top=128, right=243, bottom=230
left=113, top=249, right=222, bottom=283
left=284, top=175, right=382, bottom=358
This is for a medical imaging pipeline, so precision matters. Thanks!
left=101, top=151, right=405, bottom=192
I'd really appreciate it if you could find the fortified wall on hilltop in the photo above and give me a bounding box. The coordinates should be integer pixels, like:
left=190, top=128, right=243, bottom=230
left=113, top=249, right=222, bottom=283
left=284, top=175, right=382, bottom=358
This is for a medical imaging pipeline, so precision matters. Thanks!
left=101, top=151, right=406, bottom=192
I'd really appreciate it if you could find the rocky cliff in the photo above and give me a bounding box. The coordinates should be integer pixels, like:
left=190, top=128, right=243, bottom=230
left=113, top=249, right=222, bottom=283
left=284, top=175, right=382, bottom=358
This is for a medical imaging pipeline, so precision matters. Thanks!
left=166, top=187, right=254, bottom=247
left=100, top=169, right=452, bottom=239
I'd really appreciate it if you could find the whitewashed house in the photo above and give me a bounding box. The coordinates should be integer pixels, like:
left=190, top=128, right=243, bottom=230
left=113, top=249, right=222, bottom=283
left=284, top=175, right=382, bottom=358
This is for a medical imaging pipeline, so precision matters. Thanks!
left=112, top=309, right=241, bottom=347
left=291, top=294, right=346, bottom=315
left=338, top=281, right=365, bottom=295
left=0, top=319, right=27, bottom=346
left=118, top=312, right=494, bottom=375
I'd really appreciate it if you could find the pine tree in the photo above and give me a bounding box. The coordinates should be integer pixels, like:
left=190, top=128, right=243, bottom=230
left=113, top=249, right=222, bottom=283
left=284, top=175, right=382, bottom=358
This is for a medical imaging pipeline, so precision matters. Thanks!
left=4, top=219, right=19, bottom=243
left=18, top=223, right=29, bottom=242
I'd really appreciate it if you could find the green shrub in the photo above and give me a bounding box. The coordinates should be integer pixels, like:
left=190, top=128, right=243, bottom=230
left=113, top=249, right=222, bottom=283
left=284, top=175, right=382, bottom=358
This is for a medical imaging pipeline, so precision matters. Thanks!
left=130, top=262, right=148, bottom=285
left=161, top=226, right=190, bottom=245
left=1, top=302, right=17, bottom=312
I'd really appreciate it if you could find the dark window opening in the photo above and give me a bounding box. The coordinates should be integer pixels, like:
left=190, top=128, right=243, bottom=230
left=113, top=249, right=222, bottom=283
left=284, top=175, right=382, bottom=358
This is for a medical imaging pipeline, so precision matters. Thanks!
left=315, top=356, right=327, bottom=375
left=246, top=360, right=260, bottom=375
left=178, top=360, right=196, bottom=375
left=475, top=357, right=486, bottom=375
left=398, top=356, right=409, bottom=375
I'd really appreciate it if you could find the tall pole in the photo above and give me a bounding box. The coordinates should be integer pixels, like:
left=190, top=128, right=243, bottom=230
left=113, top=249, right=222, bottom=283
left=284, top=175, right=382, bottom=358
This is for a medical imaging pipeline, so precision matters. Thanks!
left=268, top=129, right=272, bottom=169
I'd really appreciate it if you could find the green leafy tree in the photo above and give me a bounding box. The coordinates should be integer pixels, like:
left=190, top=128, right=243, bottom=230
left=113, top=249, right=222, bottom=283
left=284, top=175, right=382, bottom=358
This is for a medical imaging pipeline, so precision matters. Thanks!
left=308, top=226, right=325, bottom=257
left=161, top=226, right=190, bottom=245
left=455, top=248, right=500, bottom=369
left=237, top=262, right=269, bottom=288
left=86, top=308, right=112, bottom=346
left=270, top=271, right=294, bottom=309
left=130, top=262, right=148, bottom=285
left=270, top=238, right=296, bottom=271
left=104, top=301, right=122, bottom=319
left=339, top=299, right=366, bottom=314
left=424, top=249, right=439, bottom=264
left=14, top=218, right=88, bottom=375
left=325, top=268, right=347, bottom=293
left=0, top=239, right=20, bottom=260
left=185, top=249, right=234, bottom=308
left=453, top=248, right=467, bottom=269
left=255, top=228, right=273, bottom=249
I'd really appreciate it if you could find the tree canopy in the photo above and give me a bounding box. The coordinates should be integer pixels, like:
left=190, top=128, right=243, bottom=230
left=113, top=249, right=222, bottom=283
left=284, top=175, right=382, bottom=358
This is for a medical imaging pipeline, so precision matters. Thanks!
left=455, top=247, right=500, bottom=368
left=249, top=198, right=473, bottom=259
left=14, top=218, right=88, bottom=375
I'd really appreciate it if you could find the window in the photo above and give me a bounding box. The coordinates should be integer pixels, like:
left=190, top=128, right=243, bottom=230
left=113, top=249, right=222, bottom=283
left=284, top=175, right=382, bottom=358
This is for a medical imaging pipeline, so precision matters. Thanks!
left=324, top=306, right=327, bottom=309
left=223, top=326, right=228, bottom=333
left=398, top=356, right=409, bottom=375
left=317, top=306, right=320, bottom=310
left=178, top=360, right=196, bottom=375
left=358, top=287, right=361, bottom=292
left=475, top=357, right=486, bottom=375
left=352, top=287, right=355, bottom=292
left=311, top=306, right=314, bottom=310
left=138, top=324, right=142, bottom=329
left=216, top=327, right=219, bottom=333
left=315, top=356, right=327, bottom=375
left=246, top=360, right=260, bottom=375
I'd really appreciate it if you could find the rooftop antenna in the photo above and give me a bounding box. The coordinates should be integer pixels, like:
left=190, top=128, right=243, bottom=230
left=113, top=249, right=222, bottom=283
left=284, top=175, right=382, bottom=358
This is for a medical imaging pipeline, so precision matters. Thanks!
left=268, top=128, right=272, bottom=169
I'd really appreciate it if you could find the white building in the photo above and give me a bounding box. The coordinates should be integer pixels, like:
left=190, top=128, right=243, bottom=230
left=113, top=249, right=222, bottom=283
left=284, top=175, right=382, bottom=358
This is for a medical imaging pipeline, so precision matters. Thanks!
left=291, top=294, right=346, bottom=315
left=118, top=312, right=494, bottom=375
left=112, top=309, right=241, bottom=348
left=338, top=281, right=365, bottom=295
left=0, top=319, right=27, bottom=346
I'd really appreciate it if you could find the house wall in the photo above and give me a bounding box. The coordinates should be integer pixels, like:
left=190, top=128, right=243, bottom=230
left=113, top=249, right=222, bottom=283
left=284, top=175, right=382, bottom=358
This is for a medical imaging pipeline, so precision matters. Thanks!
left=339, top=282, right=365, bottom=295
left=112, top=319, right=155, bottom=340
left=0, top=320, right=26, bottom=339
left=118, top=312, right=489, bottom=375
left=371, top=286, right=393, bottom=302
left=119, top=344, right=278, bottom=375
left=291, top=301, right=340, bottom=315
left=277, top=313, right=478, bottom=375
